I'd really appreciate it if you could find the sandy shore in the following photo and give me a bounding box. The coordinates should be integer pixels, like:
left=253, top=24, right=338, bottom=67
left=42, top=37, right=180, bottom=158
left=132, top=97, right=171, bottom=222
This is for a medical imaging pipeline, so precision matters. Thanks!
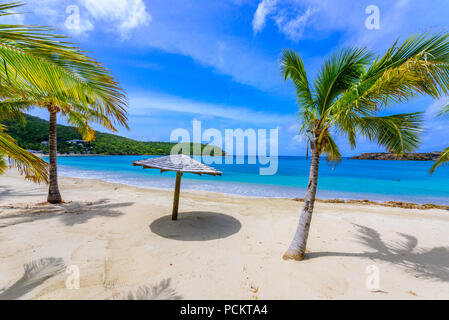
left=1, top=169, right=448, bottom=300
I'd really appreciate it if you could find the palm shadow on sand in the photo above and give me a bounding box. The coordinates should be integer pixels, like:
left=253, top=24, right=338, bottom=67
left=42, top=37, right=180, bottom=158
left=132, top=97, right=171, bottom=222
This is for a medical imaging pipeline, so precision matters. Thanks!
left=112, top=278, right=182, bottom=300
left=0, top=257, right=65, bottom=300
left=0, top=199, right=133, bottom=227
left=306, top=224, right=449, bottom=282
left=0, top=186, right=47, bottom=199
left=150, top=211, right=241, bottom=241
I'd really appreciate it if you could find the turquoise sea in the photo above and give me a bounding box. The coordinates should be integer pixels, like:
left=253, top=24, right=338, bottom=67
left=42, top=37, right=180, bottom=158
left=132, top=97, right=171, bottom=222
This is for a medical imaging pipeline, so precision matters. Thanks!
left=47, top=155, right=449, bottom=205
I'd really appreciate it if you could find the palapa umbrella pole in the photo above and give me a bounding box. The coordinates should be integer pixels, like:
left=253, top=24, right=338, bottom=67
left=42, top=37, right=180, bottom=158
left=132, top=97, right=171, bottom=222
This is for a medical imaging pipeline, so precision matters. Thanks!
left=133, top=155, right=221, bottom=221
left=172, top=171, right=183, bottom=220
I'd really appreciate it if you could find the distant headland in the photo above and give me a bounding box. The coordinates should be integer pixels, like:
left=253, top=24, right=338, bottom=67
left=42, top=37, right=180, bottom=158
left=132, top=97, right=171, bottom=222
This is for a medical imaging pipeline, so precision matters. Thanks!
left=350, top=152, right=441, bottom=161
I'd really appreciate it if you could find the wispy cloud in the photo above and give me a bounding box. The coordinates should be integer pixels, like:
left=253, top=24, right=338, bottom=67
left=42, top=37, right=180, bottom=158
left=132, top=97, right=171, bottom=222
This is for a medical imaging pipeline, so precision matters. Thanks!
left=64, top=5, right=94, bottom=36
left=23, top=0, right=151, bottom=38
left=252, top=0, right=449, bottom=48
left=292, top=0, right=449, bottom=49
left=252, top=0, right=277, bottom=34
left=274, top=7, right=317, bottom=41
left=421, top=98, right=449, bottom=151
left=129, top=92, right=294, bottom=125
left=19, top=0, right=286, bottom=93
left=425, top=97, right=449, bottom=119
left=83, top=0, right=151, bottom=38
left=252, top=0, right=317, bottom=41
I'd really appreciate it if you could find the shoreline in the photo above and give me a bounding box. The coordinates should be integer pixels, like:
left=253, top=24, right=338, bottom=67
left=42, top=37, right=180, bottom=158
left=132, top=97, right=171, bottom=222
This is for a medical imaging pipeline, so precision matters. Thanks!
left=29, top=154, right=449, bottom=207
left=295, top=198, right=449, bottom=211
left=55, top=173, right=449, bottom=211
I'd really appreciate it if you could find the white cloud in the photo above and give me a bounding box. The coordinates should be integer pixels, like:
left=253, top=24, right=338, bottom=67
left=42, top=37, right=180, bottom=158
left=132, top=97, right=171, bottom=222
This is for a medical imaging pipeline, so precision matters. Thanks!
left=395, top=0, right=410, bottom=8
left=413, top=98, right=449, bottom=151
left=18, top=0, right=283, bottom=92
left=139, top=30, right=283, bottom=92
left=251, top=0, right=448, bottom=47
left=64, top=5, right=94, bottom=36
left=291, top=134, right=305, bottom=145
left=289, top=0, right=449, bottom=51
left=275, top=7, right=317, bottom=41
left=252, top=0, right=277, bottom=34
left=129, top=92, right=294, bottom=125
left=287, top=122, right=300, bottom=134
left=83, top=0, right=151, bottom=37
left=425, top=98, right=449, bottom=119
left=21, top=0, right=449, bottom=99
left=252, top=1, right=317, bottom=41
left=22, top=0, right=151, bottom=38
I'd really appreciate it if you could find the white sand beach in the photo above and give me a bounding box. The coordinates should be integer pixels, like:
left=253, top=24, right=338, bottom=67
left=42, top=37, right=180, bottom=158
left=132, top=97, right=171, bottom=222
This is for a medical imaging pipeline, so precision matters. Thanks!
left=1, top=169, right=449, bottom=300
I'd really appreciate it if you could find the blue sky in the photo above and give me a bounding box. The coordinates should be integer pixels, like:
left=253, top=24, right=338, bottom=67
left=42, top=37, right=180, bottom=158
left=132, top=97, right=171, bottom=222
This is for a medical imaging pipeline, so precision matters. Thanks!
left=12, top=0, right=449, bottom=156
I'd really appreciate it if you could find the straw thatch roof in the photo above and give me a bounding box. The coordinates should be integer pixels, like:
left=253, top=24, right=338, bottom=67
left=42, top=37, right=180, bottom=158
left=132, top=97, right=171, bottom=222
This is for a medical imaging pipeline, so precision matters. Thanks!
left=132, top=154, right=222, bottom=176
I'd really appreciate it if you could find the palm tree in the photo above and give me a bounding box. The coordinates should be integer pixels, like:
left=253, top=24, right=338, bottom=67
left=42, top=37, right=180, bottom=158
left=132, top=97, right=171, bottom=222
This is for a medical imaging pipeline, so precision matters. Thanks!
left=429, top=104, right=449, bottom=173
left=281, top=33, right=449, bottom=261
left=0, top=3, right=128, bottom=203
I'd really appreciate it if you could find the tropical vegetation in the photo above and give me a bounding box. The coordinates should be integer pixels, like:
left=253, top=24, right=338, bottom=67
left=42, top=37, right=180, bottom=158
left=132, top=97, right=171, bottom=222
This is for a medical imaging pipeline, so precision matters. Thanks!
left=281, top=33, right=449, bottom=261
left=3, top=114, right=225, bottom=156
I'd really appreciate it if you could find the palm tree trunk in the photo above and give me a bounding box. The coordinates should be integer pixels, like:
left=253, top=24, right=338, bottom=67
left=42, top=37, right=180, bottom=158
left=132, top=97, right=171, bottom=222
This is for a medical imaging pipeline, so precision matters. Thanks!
left=47, top=109, right=62, bottom=204
left=283, top=144, right=320, bottom=261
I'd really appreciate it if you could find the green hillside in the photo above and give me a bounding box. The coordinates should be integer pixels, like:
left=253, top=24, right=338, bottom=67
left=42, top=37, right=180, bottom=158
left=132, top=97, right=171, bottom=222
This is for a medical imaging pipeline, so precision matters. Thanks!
left=2, top=114, right=224, bottom=156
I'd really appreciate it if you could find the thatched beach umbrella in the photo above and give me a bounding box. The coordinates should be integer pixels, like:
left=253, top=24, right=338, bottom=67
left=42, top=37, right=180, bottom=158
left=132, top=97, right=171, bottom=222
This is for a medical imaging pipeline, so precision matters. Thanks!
left=132, top=154, right=222, bottom=220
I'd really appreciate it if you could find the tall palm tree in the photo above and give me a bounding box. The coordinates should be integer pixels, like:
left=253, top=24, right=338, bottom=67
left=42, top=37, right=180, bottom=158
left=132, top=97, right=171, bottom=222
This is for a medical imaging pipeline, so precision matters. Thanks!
left=281, top=33, right=449, bottom=261
left=0, top=3, right=128, bottom=203
left=429, top=104, right=449, bottom=173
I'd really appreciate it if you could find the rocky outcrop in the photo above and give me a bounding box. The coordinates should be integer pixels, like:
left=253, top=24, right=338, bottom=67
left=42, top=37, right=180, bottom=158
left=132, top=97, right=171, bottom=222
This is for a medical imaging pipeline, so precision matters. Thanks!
left=350, top=152, right=441, bottom=161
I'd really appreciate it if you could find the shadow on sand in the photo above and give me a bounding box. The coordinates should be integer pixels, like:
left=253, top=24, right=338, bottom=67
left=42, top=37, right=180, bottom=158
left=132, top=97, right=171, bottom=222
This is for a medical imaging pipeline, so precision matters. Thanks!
left=0, top=260, right=182, bottom=300
left=149, top=211, right=241, bottom=241
left=306, top=224, right=449, bottom=282
left=0, top=257, right=65, bottom=300
left=0, top=199, right=133, bottom=227
left=0, top=186, right=46, bottom=199
left=111, top=278, right=182, bottom=300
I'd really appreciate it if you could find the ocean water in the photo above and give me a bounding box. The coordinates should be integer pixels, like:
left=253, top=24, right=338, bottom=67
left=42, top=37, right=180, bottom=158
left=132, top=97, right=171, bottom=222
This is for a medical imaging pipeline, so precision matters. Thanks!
left=46, top=155, right=449, bottom=205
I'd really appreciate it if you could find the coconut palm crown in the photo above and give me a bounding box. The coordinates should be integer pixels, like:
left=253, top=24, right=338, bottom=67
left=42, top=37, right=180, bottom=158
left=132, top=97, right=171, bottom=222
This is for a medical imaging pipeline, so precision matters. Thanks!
left=0, top=3, right=128, bottom=202
left=281, top=33, right=449, bottom=261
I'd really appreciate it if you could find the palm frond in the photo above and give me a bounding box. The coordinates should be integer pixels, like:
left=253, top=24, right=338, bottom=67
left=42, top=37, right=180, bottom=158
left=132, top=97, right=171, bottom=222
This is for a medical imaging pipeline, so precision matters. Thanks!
left=321, top=133, right=342, bottom=164
left=0, top=123, right=48, bottom=183
left=0, top=153, right=7, bottom=174
left=366, top=33, right=449, bottom=81
left=429, top=146, right=449, bottom=174
left=0, top=2, right=25, bottom=15
left=314, top=47, right=372, bottom=116
left=297, top=107, right=315, bottom=134
left=357, top=54, right=449, bottom=109
left=338, top=33, right=449, bottom=118
left=280, top=49, right=315, bottom=109
left=63, top=108, right=96, bottom=141
left=0, top=97, right=31, bottom=120
left=437, top=101, right=449, bottom=117
left=347, top=112, right=424, bottom=154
